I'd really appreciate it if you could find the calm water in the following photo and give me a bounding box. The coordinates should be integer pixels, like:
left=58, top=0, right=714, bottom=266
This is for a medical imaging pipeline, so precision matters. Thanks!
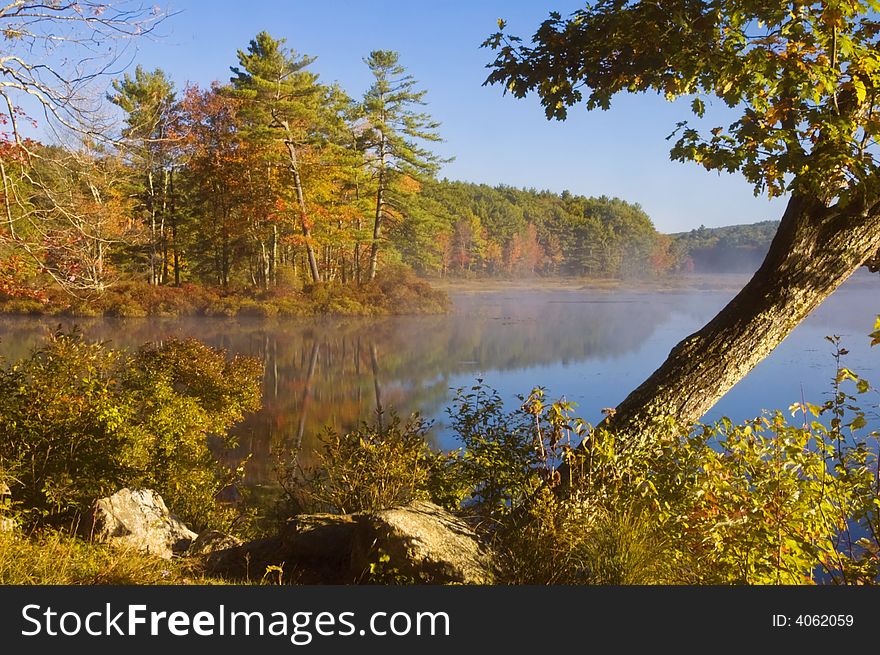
left=0, top=274, right=877, bottom=483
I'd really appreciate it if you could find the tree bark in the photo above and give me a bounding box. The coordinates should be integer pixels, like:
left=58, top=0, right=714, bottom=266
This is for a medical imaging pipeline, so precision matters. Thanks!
left=285, top=140, right=321, bottom=283
left=594, top=193, right=880, bottom=451
left=170, top=168, right=180, bottom=287
left=147, top=170, right=157, bottom=285
left=368, top=181, right=383, bottom=281
left=270, top=222, right=278, bottom=287
left=368, top=141, right=387, bottom=282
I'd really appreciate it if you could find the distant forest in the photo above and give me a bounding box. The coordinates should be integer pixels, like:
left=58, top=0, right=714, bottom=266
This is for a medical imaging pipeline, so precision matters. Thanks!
left=415, top=181, right=777, bottom=278
left=408, top=180, right=672, bottom=278
left=671, top=221, right=779, bottom=274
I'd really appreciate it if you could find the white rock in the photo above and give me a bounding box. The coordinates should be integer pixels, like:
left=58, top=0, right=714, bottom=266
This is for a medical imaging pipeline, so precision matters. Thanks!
left=88, top=488, right=196, bottom=559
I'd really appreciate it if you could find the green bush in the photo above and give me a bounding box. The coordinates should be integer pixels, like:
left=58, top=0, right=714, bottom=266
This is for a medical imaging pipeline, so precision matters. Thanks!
left=489, top=331, right=880, bottom=585
left=0, top=331, right=263, bottom=531
left=275, top=412, right=460, bottom=515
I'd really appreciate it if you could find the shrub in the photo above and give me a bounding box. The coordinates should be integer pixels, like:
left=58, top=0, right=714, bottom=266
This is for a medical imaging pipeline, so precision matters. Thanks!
left=0, top=331, right=263, bottom=531
left=444, top=384, right=546, bottom=525
left=497, top=488, right=680, bottom=584
left=0, top=298, right=47, bottom=315
left=275, top=412, right=459, bottom=515
left=0, top=265, right=450, bottom=317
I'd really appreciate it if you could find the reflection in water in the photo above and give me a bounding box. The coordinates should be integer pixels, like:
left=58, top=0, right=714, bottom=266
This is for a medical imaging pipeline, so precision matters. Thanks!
left=0, top=279, right=876, bottom=484
left=0, top=289, right=677, bottom=482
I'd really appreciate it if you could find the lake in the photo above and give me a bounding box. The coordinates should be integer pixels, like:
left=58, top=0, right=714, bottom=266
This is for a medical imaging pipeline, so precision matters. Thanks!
left=0, top=274, right=877, bottom=485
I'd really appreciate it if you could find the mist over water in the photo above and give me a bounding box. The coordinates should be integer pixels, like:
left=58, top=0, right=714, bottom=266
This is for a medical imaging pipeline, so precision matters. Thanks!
left=0, top=274, right=877, bottom=483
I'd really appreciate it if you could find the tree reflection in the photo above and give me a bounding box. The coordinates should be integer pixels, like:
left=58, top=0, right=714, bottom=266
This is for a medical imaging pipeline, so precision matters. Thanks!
left=0, top=289, right=680, bottom=483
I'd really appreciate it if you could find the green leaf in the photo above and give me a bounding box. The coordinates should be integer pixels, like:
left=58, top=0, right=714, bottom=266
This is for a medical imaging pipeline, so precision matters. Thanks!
left=853, top=79, right=867, bottom=105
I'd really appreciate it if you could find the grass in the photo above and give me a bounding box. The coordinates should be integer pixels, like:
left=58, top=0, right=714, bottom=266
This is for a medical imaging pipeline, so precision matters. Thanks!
left=0, top=528, right=232, bottom=585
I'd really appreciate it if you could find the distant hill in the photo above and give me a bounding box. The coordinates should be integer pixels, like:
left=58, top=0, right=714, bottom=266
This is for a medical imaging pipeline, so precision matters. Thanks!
left=670, top=221, right=779, bottom=274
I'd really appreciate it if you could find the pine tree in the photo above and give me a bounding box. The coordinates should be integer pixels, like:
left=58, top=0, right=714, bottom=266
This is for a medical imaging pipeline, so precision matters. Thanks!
left=108, top=66, right=178, bottom=285
left=360, top=50, right=445, bottom=281
left=230, top=32, right=332, bottom=283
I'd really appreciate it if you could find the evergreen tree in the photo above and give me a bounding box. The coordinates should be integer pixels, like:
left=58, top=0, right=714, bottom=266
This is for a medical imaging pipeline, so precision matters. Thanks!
left=108, top=66, right=178, bottom=285
left=360, top=50, right=445, bottom=280
left=230, top=32, right=331, bottom=283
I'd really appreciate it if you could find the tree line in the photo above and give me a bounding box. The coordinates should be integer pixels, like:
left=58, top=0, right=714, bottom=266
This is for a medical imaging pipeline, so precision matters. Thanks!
left=1, top=32, right=445, bottom=298
left=0, top=28, right=687, bottom=302
left=414, top=181, right=675, bottom=278
left=672, top=220, right=778, bottom=274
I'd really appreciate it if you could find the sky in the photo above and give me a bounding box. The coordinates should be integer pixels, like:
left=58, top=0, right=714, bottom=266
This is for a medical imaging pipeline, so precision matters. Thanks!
left=119, top=0, right=788, bottom=233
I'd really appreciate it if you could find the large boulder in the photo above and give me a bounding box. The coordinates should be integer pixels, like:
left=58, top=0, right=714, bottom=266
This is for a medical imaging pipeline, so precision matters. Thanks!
left=352, top=501, right=494, bottom=584
left=88, top=488, right=196, bottom=559
left=203, top=501, right=494, bottom=584
left=203, top=513, right=358, bottom=584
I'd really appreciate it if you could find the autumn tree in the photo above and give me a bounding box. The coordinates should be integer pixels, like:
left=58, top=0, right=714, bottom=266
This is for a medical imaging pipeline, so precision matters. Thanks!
left=485, top=1, right=880, bottom=445
left=0, top=1, right=165, bottom=295
left=360, top=50, right=445, bottom=280
left=230, top=31, right=337, bottom=284
left=2, top=141, right=133, bottom=293
left=0, top=1, right=164, bottom=144
left=177, top=85, right=250, bottom=287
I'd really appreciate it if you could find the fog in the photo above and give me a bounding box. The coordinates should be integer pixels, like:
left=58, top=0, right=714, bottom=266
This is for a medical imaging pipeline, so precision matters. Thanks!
left=1, top=273, right=877, bottom=483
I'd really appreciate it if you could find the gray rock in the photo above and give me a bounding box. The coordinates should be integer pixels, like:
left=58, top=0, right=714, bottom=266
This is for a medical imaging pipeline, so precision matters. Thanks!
left=188, top=529, right=242, bottom=557
left=203, top=501, right=494, bottom=584
left=352, top=501, right=494, bottom=584
left=88, top=488, right=196, bottom=559
left=202, top=535, right=287, bottom=581
left=281, top=513, right=360, bottom=583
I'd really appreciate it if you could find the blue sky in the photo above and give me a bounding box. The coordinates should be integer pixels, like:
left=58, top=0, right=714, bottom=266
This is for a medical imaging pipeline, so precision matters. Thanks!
left=123, top=0, right=787, bottom=233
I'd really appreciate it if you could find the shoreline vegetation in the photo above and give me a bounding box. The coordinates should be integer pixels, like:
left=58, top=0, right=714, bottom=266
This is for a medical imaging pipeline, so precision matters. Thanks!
left=0, top=273, right=755, bottom=318
left=0, top=267, right=449, bottom=318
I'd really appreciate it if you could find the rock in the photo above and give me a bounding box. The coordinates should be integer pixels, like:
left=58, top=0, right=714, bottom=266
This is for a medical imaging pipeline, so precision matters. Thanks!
left=203, top=501, right=494, bottom=584
left=281, top=513, right=360, bottom=583
left=188, top=529, right=242, bottom=557
left=351, top=501, right=494, bottom=584
left=202, top=535, right=287, bottom=581
left=0, top=517, right=16, bottom=533
left=88, top=488, right=196, bottom=559
left=204, top=514, right=358, bottom=584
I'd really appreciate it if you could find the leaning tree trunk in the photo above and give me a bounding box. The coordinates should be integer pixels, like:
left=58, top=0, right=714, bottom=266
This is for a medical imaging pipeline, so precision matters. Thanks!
left=285, top=141, right=321, bottom=283
left=594, top=192, right=880, bottom=452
